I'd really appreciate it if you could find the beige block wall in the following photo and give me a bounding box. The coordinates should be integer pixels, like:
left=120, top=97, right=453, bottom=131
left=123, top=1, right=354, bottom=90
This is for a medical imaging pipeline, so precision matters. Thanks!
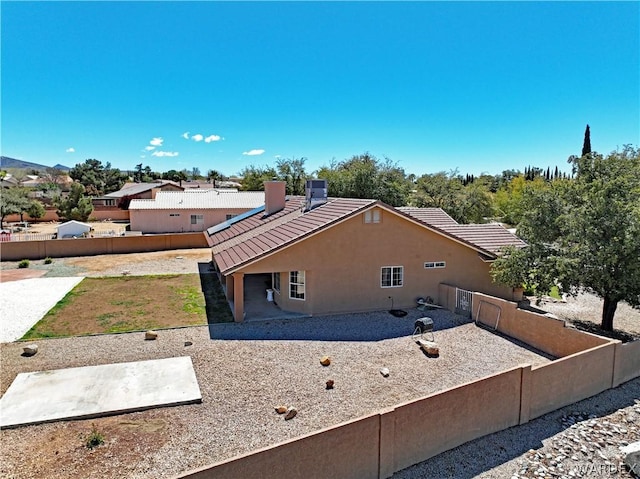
left=527, top=343, right=617, bottom=420
left=179, top=414, right=381, bottom=479
left=235, top=208, right=514, bottom=316
left=613, top=341, right=640, bottom=387
left=473, top=293, right=610, bottom=357
left=391, top=367, right=523, bottom=472
left=0, top=233, right=208, bottom=260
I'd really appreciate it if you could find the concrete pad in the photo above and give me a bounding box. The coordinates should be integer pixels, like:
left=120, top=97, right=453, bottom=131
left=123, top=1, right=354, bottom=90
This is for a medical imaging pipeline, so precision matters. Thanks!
left=0, top=356, right=202, bottom=429
left=0, top=276, right=84, bottom=342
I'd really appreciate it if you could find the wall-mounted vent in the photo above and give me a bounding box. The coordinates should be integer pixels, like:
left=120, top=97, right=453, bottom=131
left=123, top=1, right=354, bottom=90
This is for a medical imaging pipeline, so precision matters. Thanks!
left=305, top=179, right=328, bottom=211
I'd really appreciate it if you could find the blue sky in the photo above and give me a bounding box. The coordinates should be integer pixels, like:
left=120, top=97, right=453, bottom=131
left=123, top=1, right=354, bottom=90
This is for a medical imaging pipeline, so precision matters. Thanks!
left=2, top=1, right=638, bottom=178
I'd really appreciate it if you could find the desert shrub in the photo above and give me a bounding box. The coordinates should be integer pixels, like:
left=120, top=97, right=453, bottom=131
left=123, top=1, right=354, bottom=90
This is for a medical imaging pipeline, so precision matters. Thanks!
left=18, top=259, right=30, bottom=268
left=44, top=257, right=53, bottom=264
left=83, top=423, right=104, bottom=449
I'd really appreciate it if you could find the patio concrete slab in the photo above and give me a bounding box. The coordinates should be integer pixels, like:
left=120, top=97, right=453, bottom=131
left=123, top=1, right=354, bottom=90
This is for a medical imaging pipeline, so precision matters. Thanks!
left=0, top=356, right=201, bottom=429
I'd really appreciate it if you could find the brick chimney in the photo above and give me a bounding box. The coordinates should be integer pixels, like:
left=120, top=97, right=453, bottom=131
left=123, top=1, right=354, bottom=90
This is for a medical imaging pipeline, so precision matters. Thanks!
left=264, top=181, right=286, bottom=215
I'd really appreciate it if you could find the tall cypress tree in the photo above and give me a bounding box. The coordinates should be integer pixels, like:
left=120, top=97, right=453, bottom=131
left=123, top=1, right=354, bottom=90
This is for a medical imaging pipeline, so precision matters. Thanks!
left=582, top=124, right=592, bottom=156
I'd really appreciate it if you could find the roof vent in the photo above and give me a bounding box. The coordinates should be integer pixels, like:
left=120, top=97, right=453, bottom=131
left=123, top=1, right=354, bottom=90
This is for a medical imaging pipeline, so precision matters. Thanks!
left=305, top=179, right=328, bottom=211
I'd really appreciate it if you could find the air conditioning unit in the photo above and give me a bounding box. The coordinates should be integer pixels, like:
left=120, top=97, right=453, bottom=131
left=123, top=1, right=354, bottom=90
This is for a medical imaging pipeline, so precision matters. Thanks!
left=305, top=179, right=328, bottom=211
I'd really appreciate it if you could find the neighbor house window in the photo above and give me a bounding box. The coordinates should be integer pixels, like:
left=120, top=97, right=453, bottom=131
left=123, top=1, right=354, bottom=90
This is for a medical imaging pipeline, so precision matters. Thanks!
left=272, top=272, right=280, bottom=293
left=190, top=214, right=204, bottom=225
left=424, top=261, right=446, bottom=269
left=381, top=266, right=403, bottom=287
left=105, top=199, right=115, bottom=206
left=364, top=209, right=381, bottom=224
left=226, top=214, right=237, bottom=221
left=289, top=271, right=305, bottom=300
left=169, top=213, right=180, bottom=217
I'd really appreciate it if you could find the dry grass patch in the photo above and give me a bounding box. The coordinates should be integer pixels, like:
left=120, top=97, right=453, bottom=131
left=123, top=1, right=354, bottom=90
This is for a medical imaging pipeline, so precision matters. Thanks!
left=22, top=274, right=208, bottom=339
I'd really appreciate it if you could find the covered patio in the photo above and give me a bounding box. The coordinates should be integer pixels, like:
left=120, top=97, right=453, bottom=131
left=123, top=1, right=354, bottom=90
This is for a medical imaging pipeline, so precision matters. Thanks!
left=225, top=273, right=307, bottom=322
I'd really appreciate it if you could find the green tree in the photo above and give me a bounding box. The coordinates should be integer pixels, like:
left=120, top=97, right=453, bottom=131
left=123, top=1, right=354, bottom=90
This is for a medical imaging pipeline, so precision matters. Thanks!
left=0, top=187, right=30, bottom=228
left=492, top=146, right=640, bottom=331
left=238, top=165, right=277, bottom=191
left=55, top=182, right=94, bottom=221
left=207, top=169, right=223, bottom=187
left=582, top=124, right=592, bottom=157
left=26, top=200, right=46, bottom=221
left=70, top=159, right=126, bottom=195
left=276, top=157, right=308, bottom=195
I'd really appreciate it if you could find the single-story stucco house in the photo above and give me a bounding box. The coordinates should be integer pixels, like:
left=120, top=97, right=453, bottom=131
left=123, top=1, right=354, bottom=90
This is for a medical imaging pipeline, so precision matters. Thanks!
left=129, top=189, right=266, bottom=234
left=204, top=181, right=526, bottom=322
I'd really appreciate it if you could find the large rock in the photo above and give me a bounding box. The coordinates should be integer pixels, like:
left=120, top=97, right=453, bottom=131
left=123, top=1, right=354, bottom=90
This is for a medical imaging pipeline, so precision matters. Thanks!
left=417, top=339, right=439, bottom=356
left=145, top=331, right=158, bottom=340
left=320, top=356, right=331, bottom=366
left=621, top=441, right=640, bottom=473
left=22, top=344, right=38, bottom=356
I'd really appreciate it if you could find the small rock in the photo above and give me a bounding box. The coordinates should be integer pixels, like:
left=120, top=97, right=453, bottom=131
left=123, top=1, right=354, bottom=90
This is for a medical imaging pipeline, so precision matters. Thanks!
left=284, top=407, right=297, bottom=420
left=22, top=344, right=38, bottom=356
left=275, top=406, right=288, bottom=414
left=326, top=379, right=334, bottom=390
left=621, top=441, right=640, bottom=472
left=320, top=356, right=331, bottom=366
left=145, top=331, right=158, bottom=340
left=380, top=367, right=390, bottom=377
left=184, top=341, right=193, bottom=347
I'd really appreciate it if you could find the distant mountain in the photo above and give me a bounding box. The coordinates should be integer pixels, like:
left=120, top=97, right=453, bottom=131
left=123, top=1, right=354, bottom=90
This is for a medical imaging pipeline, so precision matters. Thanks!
left=0, top=156, right=70, bottom=172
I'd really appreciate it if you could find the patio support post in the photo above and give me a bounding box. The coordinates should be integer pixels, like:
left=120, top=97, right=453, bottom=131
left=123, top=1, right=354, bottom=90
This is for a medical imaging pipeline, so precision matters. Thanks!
left=233, top=272, right=245, bottom=322
left=225, top=274, right=234, bottom=301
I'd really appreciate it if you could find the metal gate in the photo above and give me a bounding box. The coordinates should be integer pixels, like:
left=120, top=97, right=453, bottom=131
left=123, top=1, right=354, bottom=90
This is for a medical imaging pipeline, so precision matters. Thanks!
left=455, top=288, right=473, bottom=317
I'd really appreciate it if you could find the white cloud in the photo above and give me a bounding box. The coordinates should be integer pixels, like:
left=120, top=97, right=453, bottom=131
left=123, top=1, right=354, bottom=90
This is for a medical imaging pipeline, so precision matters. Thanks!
left=205, top=135, right=221, bottom=143
left=191, top=134, right=204, bottom=142
left=145, top=146, right=156, bottom=151
left=151, top=150, right=179, bottom=157
left=66, top=147, right=75, bottom=153
left=150, top=137, right=164, bottom=146
left=140, top=155, right=146, bottom=159
left=181, top=132, right=190, bottom=140
left=243, top=149, right=265, bottom=156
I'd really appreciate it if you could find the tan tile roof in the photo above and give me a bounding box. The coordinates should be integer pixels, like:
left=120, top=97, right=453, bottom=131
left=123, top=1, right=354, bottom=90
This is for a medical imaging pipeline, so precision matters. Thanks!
left=396, top=207, right=458, bottom=226
left=208, top=200, right=526, bottom=274
left=436, top=224, right=527, bottom=256
left=207, top=197, right=375, bottom=274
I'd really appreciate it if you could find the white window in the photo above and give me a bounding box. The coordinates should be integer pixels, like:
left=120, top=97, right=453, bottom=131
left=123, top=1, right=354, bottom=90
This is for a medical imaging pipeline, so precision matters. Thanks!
left=424, top=261, right=446, bottom=269
left=272, top=272, right=280, bottom=293
left=381, top=266, right=403, bottom=288
left=289, top=271, right=305, bottom=300
left=169, top=213, right=180, bottom=217
left=190, top=214, right=204, bottom=225
left=364, top=209, right=381, bottom=224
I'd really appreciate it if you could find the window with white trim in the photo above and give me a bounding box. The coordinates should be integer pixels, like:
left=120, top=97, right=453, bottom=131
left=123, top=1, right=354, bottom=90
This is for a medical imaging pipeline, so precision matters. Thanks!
left=381, top=266, right=403, bottom=288
left=190, top=214, right=204, bottom=225
left=364, top=209, right=381, bottom=224
left=289, top=271, right=306, bottom=300
left=272, top=272, right=280, bottom=293
left=424, top=261, right=446, bottom=269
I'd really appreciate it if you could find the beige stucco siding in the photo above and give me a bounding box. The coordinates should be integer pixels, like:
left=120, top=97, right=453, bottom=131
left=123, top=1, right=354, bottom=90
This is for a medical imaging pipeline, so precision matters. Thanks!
left=130, top=208, right=251, bottom=234
left=234, top=208, right=513, bottom=315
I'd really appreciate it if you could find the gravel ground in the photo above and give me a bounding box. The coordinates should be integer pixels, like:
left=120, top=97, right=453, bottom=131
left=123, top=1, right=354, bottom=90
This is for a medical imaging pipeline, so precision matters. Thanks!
left=1, top=250, right=638, bottom=478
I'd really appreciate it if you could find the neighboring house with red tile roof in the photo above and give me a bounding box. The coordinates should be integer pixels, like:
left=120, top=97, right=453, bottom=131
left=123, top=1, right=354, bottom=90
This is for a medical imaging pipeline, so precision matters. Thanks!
left=129, top=189, right=265, bottom=233
left=205, top=181, right=526, bottom=322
